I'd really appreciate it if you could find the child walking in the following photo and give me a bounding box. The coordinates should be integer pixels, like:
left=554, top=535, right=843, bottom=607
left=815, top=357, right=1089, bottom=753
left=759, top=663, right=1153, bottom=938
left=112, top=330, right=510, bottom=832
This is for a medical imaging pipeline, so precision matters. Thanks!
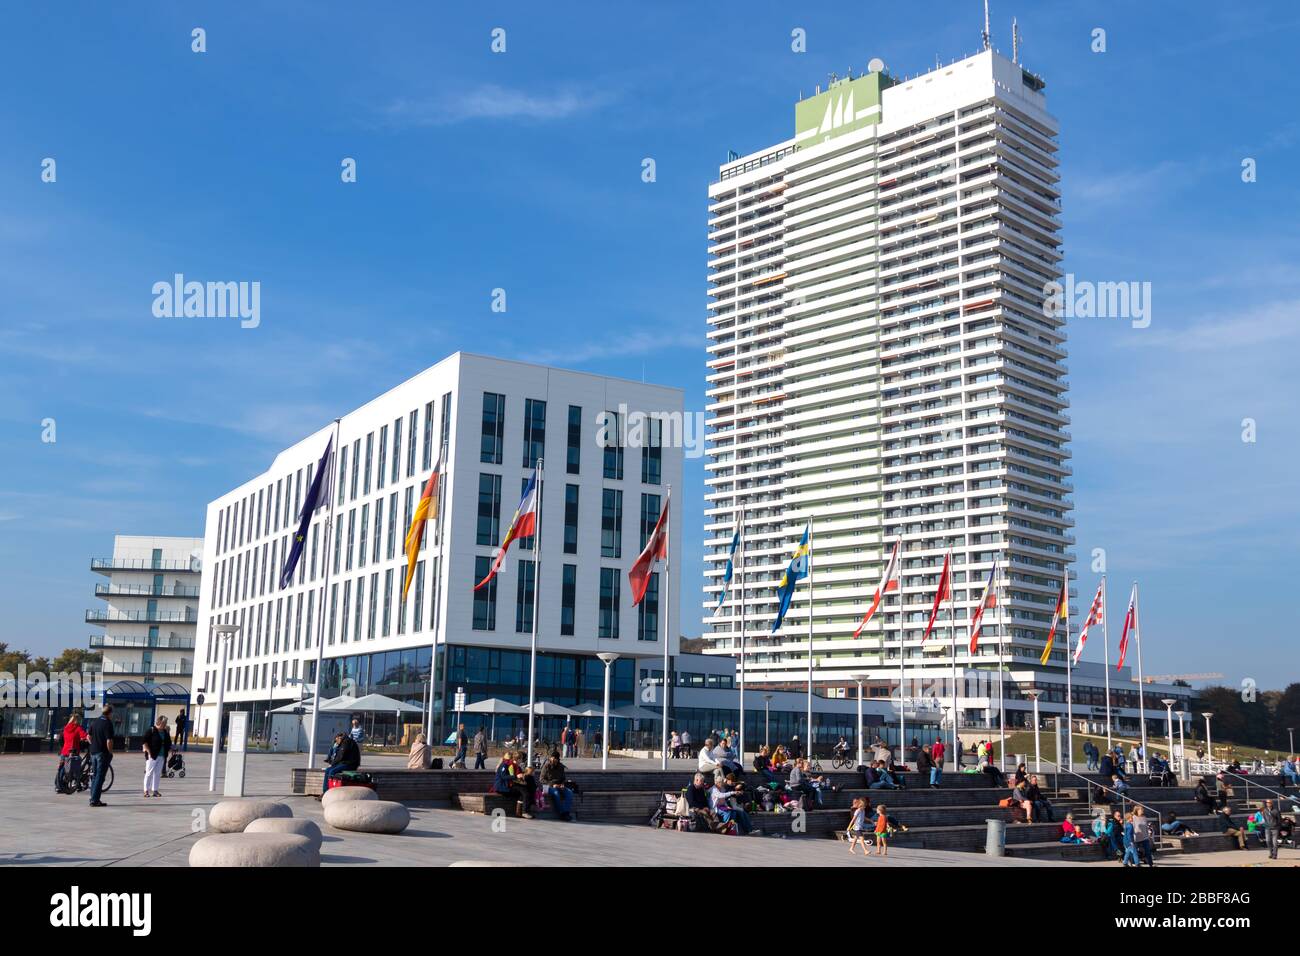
left=846, top=797, right=871, bottom=855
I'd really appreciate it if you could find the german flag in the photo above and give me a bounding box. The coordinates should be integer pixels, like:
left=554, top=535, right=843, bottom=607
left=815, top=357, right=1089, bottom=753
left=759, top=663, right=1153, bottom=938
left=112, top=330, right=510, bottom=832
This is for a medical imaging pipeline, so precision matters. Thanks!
left=1040, top=575, right=1067, bottom=665
left=401, top=452, right=441, bottom=603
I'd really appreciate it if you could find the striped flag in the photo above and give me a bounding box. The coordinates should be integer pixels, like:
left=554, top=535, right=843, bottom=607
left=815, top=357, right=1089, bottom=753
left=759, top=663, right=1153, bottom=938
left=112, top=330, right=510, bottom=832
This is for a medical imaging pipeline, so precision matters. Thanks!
left=473, top=468, right=540, bottom=591
left=1117, top=583, right=1137, bottom=670
left=629, top=491, right=670, bottom=606
left=853, top=539, right=900, bottom=637
left=921, top=551, right=952, bottom=642
left=712, top=520, right=741, bottom=616
left=401, top=451, right=442, bottom=603
left=968, top=561, right=998, bottom=653
left=1040, top=575, right=1068, bottom=666
left=1074, top=579, right=1105, bottom=666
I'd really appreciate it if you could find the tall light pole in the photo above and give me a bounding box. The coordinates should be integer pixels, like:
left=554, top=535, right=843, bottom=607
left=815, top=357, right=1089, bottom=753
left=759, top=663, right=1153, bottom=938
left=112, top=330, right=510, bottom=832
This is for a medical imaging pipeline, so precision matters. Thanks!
left=850, top=674, right=868, bottom=768
left=597, top=653, right=619, bottom=771
left=1289, top=727, right=1295, bottom=755
left=1175, top=710, right=1186, bottom=762
left=763, top=694, right=773, bottom=750
left=1202, top=712, right=1214, bottom=768
left=1026, top=689, right=1041, bottom=773
left=941, top=705, right=951, bottom=769
left=1161, top=698, right=1176, bottom=775
left=207, top=623, right=240, bottom=792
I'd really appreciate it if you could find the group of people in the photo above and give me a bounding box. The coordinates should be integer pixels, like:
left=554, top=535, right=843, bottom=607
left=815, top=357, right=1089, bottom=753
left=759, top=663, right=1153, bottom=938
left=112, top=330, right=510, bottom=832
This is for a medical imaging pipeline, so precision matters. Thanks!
left=54, top=706, right=181, bottom=806
left=668, top=729, right=694, bottom=758
left=678, top=770, right=759, bottom=835
left=845, top=797, right=908, bottom=856
left=489, top=750, right=579, bottom=821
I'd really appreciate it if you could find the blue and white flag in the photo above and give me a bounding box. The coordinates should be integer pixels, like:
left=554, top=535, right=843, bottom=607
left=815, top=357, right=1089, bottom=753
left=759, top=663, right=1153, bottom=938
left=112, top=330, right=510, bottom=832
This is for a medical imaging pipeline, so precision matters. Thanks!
left=712, top=524, right=741, bottom=616
left=279, top=436, right=334, bottom=589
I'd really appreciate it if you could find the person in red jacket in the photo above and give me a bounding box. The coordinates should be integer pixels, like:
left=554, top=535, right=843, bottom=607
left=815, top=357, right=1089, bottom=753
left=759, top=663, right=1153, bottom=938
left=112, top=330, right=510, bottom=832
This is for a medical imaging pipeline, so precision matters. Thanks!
left=57, top=713, right=89, bottom=794
left=930, top=738, right=946, bottom=786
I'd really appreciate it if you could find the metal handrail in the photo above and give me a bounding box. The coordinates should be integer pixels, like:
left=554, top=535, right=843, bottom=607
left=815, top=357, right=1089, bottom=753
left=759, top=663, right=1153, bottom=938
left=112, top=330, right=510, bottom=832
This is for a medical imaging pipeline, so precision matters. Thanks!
left=1217, top=768, right=1297, bottom=808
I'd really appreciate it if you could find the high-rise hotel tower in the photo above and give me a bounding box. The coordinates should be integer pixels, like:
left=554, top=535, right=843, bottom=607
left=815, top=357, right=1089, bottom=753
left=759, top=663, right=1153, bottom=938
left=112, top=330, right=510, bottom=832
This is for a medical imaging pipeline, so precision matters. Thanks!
left=703, top=48, right=1076, bottom=741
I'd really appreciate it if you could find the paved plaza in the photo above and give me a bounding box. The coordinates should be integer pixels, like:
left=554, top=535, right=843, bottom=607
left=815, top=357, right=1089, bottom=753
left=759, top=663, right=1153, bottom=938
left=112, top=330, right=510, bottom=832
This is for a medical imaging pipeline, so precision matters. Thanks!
left=1, top=752, right=1291, bottom=867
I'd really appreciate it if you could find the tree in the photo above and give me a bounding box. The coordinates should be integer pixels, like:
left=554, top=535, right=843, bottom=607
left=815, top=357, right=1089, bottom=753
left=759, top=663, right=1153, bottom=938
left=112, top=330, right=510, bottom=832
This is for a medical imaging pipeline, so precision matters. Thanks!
left=50, top=648, right=102, bottom=672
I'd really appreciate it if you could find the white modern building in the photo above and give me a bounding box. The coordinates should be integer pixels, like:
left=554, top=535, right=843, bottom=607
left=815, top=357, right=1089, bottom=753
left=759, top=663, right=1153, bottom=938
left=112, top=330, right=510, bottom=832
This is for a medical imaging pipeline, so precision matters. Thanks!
left=701, top=44, right=1186, bottom=744
left=191, top=352, right=683, bottom=744
left=88, top=535, right=202, bottom=730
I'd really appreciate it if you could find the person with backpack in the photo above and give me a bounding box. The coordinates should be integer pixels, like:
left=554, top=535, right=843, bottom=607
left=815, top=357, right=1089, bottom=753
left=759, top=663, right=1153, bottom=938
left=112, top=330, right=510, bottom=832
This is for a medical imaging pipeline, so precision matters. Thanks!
left=142, top=717, right=166, bottom=798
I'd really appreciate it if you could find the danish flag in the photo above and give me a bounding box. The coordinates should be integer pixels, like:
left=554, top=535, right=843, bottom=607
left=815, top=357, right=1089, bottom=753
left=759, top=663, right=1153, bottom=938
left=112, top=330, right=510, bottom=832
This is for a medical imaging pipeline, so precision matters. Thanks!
left=853, top=540, right=901, bottom=637
left=1074, top=580, right=1105, bottom=666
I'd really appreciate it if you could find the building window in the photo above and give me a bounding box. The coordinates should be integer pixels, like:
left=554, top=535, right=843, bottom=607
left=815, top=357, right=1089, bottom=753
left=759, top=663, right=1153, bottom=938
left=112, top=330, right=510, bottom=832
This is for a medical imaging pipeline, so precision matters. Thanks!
left=602, top=410, right=623, bottom=480
left=378, top=424, right=388, bottom=490
left=599, top=568, right=620, bottom=639
left=640, top=493, right=661, bottom=549
left=406, top=409, right=418, bottom=478
left=473, top=556, right=497, bottom=631
left=477, top=473, right=502, bottom=545
left=638, top=572, right=659, bottom=642
left=412, top=560, right=425, bottom=633
left=353, top=575, right=364, bottom=642
left=439, top=392, right=452, bottom=459
left=563, top=484, right=579, bottom=554
left=566, top=404, right=582, bottom=474
left=363, top=432, right=373, bottom=495
left=601, top=488, right=623, bottom=558
left=340, top=580, right=351, bottom=644
left=382, top=568, right=393, bottom=636
left=337, top=444, right=349, bottom=506
left=641, top=415, right=662, bottom=485
left=523, top=398, right=546, bottom=468
left=386, top=491, right=398, bottom=560
left=561, top=564, right=576, bottom=636
left=397, top=564, right=408, bottom=636
left=371, top=498, right=382, bottom=564
left=480, top=392, right=505, bottom=465
left=349, top=438, right=359, bottom=499
left=422, top=400, right=435, bottom=471
left=515, top=559, right=535, bottom=633
left=391, top=416, right=403, bottom=485
left=345, top=508, right=356, bottom=571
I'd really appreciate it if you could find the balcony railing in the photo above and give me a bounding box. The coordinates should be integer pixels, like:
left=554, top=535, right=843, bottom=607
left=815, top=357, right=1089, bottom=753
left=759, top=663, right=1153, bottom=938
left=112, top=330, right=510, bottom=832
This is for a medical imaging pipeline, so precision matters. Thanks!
left=91, top=558, right=198, bottom=573
left=85, top=609, right=198, bottom=624
left=89, top=634, right=196, bottom=650
left=94, top=582, right=201, bottom=598
left=101, top=661, right=194, bottom=676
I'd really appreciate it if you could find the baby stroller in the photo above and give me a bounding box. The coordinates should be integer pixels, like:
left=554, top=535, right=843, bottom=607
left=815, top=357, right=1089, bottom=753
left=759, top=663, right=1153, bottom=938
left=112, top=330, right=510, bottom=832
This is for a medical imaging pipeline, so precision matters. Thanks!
left=165, top=750, right=186, bottom=778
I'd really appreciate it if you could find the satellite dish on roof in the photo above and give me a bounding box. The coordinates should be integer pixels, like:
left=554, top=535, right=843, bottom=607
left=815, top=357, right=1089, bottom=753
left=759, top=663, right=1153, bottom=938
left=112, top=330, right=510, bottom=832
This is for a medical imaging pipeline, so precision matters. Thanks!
left=868, top=57, right=885, bottom=74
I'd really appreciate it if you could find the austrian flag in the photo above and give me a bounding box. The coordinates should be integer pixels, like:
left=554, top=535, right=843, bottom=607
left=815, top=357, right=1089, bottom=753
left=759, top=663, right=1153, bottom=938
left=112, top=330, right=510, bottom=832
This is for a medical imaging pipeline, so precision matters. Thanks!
left=629, top=491, right=669, bottom=606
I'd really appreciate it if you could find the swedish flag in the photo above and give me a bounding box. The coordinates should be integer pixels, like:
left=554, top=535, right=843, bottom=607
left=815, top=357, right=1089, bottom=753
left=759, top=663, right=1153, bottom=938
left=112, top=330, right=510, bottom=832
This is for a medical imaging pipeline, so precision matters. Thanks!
left=771, top=523, right=811, bottom=632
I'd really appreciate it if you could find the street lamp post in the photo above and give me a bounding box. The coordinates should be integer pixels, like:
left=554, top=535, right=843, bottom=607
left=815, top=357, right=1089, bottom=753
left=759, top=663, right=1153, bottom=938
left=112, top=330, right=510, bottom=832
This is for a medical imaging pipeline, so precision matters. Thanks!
left=1175, top=710, right=1186, bottom=763
left=1202, top=712, right=1214, bottom=769
left=1161, top=698, right=1176, bottom=778
left=763, top=694, right=773, bottom=750
left=207, top=623, right=240, bottom=792
left=851, top=674, right=868, bottom=769
left=941, top=706, right=951, bottom=770
left=1289, top=727, right=1295, bottom=755
left=1026, top=690, right=1042, bottom=773
left=597, top=653, right=620, bottom=771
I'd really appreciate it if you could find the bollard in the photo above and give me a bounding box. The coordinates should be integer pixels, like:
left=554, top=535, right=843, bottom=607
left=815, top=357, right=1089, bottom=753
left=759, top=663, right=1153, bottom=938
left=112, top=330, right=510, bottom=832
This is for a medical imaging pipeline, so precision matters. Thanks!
left=985, top=818, right=1006, bottom=857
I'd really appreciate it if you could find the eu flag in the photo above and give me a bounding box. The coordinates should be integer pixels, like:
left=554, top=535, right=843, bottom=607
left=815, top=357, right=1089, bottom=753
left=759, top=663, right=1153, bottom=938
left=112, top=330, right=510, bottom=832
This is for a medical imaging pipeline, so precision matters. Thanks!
left=771, top=523, right=810, bottom=632
left=279, top=436, right=334, bottom=589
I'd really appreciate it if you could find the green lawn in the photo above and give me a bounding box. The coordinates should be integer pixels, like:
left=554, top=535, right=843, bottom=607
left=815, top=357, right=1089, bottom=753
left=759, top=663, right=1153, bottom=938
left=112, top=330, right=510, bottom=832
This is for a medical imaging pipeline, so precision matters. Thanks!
left=997, top=730, right=1280, bottom=765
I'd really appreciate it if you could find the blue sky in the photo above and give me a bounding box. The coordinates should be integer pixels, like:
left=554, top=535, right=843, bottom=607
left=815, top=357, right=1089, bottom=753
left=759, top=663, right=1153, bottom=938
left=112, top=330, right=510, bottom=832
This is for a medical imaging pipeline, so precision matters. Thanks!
left=2, top=1, right=1298, bottom=687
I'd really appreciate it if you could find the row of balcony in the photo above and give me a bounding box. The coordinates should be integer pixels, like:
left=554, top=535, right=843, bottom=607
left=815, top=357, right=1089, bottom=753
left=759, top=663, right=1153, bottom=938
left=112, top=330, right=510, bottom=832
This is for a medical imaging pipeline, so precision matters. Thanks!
left=91, top=558, right=199, bottom=573
left=94, top=583, right=201, bottom=598
left=89, top=634, right=196, bottom=650
left=101, top=662, right=193, bottom=676
left=85, top=609, right=198, bottom=624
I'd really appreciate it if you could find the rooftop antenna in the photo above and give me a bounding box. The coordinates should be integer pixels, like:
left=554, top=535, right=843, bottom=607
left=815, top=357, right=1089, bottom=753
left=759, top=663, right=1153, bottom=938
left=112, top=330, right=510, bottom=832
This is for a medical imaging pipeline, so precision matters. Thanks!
left=982, top=0, right=991, bottom=51
left=1012, top=17, right=1020, bottom=62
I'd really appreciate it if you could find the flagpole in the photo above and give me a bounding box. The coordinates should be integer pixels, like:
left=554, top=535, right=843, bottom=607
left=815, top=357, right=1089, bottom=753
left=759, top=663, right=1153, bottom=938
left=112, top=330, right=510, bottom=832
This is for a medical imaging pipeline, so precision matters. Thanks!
left=737, top=503, right=746, bottom=764
left=897, top=537, right=906, bottom=764
left=660, top=484, right=672, bottom=771
left=806, top=522, right=814, bottom=760
left=307, top=418, right=341, bottom=771
left=949, top=550, right=958, bottom=772
left=997, top=563, right=1006, bottom=773
left=1133, top=580, right=1148, bottom=769
left=525, top=459, right=543, bottom=770
left=426, top=439, right=447, bottom=744
left=1064, top=566, right=1074, bottom=772
left=1101, top=575, right=1113, bottom=754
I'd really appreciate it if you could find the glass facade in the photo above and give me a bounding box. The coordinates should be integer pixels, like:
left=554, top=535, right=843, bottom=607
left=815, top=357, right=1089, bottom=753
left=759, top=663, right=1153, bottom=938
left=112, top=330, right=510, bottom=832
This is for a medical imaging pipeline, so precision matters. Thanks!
left=480, top=392, right=505, bottom=465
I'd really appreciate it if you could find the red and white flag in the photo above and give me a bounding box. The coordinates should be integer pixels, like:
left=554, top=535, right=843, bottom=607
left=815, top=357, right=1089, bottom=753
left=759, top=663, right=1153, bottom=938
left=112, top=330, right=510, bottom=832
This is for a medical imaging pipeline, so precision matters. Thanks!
left=1074, top=579, right=1105, bottom=666
left=968, top=561, right=998, bottom=653
left=629, top=491, right=670, bottom=606
left=853, top=540, right=901, bottom=637
left=1116, top=583, right=1137, bottom=670
left=922, top=551, right=952, bottom=642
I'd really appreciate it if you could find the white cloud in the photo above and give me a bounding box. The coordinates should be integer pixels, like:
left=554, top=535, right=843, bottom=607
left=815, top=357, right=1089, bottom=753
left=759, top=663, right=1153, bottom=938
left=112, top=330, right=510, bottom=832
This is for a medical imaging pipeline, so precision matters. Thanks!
left=381, top=84, right=612, bottom=127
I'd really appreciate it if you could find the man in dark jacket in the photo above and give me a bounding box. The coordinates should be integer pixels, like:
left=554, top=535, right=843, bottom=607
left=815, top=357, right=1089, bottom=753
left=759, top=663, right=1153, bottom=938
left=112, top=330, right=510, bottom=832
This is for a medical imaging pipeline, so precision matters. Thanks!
left=916, top=745, right=937, bottom=788
left=322, top=732, right=361, bottom=794
left=87, top=705, right=115, bottom=807
left=1215, top=806, right=1249, bottom=850
left=1260, top=799, right=1282, bottom=859
left=540, top=751, right=574, bottom=820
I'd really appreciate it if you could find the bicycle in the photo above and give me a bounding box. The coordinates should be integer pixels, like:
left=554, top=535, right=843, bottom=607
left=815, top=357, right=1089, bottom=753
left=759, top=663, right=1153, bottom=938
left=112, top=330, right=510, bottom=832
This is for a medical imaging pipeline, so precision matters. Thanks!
left=831, top=750, right=856, bottom=770
left=78, top=756, right=115, bottom=794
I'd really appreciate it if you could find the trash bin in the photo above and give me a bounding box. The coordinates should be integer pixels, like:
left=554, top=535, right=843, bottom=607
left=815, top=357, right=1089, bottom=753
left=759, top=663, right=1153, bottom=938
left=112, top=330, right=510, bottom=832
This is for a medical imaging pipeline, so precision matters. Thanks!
left=985, top=818, right=1006, bottom=857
